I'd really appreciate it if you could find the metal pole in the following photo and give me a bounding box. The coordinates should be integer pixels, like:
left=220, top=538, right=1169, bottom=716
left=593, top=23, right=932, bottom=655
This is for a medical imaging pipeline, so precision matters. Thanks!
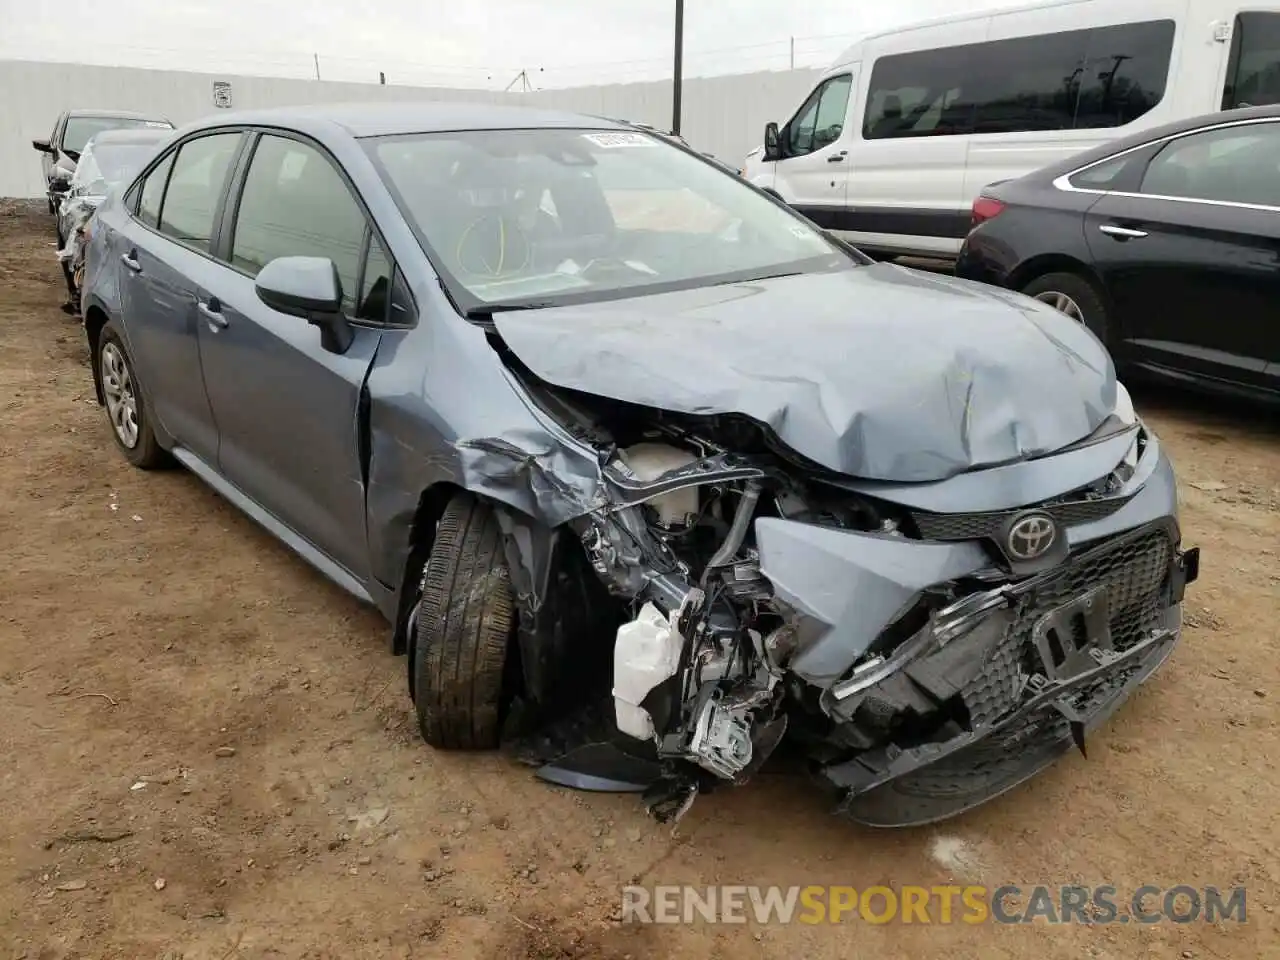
left=313, top=53, right=321, bottom=80
left=790, top=37, right=795, bottom=69
left=672, top=0, right=684, bottom=135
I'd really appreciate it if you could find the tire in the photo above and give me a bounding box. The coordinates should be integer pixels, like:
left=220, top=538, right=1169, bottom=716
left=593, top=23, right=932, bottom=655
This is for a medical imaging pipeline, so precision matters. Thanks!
left=96, top=320, right=167, bottom=469
left=1022, top=271, right=1109, bottom=343
left=413, top=492, right=517, bottom=750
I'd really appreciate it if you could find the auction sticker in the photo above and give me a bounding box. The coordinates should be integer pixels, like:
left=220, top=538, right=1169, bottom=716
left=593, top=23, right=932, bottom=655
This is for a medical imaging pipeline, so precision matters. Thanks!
left=582, top=132, right=658, bottom=148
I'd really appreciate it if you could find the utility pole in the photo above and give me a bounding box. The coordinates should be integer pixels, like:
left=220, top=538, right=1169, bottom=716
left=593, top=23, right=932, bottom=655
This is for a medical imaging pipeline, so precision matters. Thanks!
left=313, top=53, right=321, bottom=80
left=504, top=69, right=535, bottom=92
left=790, top=37, right=795, bottom=69
left=672, top=0, right=685, bottom=135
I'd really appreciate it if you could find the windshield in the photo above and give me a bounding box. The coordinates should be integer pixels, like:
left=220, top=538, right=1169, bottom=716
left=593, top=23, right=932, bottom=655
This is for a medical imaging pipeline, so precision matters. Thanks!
left=367, top=128, right=852, bottom=311
left=64, top=116, right=171, bottom=155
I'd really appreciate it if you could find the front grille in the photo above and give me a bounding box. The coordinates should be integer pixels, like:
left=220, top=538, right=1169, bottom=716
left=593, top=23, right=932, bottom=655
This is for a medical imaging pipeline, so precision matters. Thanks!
left=912, top=495, right=1130, bottom=542
left=961, top=526, right=1174, bottom=727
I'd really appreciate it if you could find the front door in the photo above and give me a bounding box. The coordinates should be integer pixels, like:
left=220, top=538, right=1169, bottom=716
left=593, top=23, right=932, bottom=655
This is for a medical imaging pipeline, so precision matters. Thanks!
left=196, top=132, right=391, bottom=581
left=119, top=133, right=243, bottom=463
left=773, top=71, right=856, bottom=227
left=1085, top=118, right=1280, bottom=389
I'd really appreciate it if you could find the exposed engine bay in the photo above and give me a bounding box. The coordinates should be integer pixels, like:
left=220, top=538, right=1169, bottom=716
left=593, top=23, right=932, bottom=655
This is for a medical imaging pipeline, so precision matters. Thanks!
left=498, top=360, right=1200, bottom=827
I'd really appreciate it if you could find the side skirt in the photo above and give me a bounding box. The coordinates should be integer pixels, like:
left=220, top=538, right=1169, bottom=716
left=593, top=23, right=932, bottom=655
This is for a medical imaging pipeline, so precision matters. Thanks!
left=169, top=445, right=374, bottom=605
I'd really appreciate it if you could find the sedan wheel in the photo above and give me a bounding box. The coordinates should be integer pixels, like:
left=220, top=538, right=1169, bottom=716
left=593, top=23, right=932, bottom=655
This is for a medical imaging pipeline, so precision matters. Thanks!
left=1021, top=272, right=1109, bottom=343
left=96, top=320, right=168, bottom=469
left=1031, top=290, right=1084, bottom=323
left=101, top=342, right=140, bottom=448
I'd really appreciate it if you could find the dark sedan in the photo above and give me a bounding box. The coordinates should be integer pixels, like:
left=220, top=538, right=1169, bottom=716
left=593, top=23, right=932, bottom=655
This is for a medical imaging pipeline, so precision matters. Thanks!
left=957, top=104, right=1280, bottom=403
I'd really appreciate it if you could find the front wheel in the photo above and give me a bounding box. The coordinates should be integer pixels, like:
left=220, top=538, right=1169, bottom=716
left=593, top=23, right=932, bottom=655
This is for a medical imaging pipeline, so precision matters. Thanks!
left=97, top=320, right=167, bottom=469
left=1022, top=272, right=1109, bottom=343
left=412, top=492, right=518, bottom=751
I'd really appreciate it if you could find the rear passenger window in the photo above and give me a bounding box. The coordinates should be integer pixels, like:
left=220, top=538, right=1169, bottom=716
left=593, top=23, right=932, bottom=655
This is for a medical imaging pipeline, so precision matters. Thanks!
left=231, top=135, right=367, bottom=314
left=1222, top=13, right=1280, bottom=109
left=1139, top=122, right=1280, bottom=207
left=137, top=152, right=176, bottom=228
left=863, top=20, right=1174, bottom=139
left=157, top=134, right=241, bottom=252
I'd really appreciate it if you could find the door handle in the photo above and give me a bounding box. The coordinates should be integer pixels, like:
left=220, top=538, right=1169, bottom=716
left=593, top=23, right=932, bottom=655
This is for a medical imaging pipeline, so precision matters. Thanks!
left=198, top=299, right=228, bottom=330
left=120, top=251, right=141, bottom=272
left=1099, top=224, right=1148, bottom=240
left=827, top=151, right=848, bottom=163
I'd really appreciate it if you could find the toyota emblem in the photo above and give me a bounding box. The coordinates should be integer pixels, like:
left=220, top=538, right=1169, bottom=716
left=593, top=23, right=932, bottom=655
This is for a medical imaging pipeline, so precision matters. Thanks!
left=1007, top=513, right=1057, bottom=561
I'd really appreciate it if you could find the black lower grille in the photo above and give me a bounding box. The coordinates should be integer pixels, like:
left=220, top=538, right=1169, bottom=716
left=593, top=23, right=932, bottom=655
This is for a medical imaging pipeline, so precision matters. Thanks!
left=962, top=527, right=1174, bottom=727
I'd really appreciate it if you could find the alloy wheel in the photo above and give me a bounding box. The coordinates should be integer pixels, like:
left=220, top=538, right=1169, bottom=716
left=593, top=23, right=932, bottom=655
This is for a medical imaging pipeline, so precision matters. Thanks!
left=100, top=342, right=140, bottom=449
left=1032, top=290, right=1085, bottom=323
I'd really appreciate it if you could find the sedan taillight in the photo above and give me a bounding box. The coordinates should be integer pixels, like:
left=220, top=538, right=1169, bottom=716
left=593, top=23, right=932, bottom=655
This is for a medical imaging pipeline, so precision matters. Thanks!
left=969, top=196, right=1006, bottom=231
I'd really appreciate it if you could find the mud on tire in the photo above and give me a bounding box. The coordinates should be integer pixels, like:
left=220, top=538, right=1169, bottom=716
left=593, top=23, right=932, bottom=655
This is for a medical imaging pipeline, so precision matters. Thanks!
left=412, top=492, right=517, bottom=750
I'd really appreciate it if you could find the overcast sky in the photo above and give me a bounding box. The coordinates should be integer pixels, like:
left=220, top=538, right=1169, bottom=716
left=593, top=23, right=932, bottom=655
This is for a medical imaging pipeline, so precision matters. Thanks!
left=0, top=0, right=1019, bottom=89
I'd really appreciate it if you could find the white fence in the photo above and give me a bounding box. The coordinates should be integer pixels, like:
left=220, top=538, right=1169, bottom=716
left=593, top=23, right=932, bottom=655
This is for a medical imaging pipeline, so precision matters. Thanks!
left=524, top=68, right=823, bottom=167
left=1, top=58, right=823, bottom=198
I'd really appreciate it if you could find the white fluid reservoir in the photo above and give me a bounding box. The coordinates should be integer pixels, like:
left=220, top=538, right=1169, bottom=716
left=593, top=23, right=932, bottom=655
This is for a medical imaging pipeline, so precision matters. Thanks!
left=613, top=602, right=685, bottom=741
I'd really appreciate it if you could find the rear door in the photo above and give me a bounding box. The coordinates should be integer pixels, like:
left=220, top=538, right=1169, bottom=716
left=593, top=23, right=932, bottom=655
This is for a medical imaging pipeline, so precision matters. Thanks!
left=195, top=131, right=388, bottom=581
left=1084, top=117, right=1280, bottom=388
left=117, top=132, right=243, bottom=463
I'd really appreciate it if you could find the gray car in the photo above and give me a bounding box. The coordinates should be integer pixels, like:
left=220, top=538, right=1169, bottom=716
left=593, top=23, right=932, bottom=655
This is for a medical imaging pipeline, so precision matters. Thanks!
left=33, top=109, right=173, bottom=223
left=81, top=104, right=1199, bottom=827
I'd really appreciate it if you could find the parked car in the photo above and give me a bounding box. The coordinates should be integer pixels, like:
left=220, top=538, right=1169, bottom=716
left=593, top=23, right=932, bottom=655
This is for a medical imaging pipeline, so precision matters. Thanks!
left=956, top=103, right=1280, bottom=403
left=54, top=127, right=173, bottom=313
left=33, top=109, right=173, bottom=223
left=742, top=0, right=1280, bottom=260
left=81, top=104, right=1197, bottom=827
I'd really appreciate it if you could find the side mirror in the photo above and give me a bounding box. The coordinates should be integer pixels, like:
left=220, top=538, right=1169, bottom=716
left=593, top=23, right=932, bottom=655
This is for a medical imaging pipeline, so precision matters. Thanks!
left=32, top=138, right=53, bottom=154
left=255, top=256, right=354, bottom=354
left=763, top=122, right=782, bottom=162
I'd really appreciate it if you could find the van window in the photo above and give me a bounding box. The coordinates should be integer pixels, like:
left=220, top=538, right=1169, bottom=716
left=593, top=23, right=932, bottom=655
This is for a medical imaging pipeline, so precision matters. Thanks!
left=788, top=74, right=853, bottom=155
left=1222, top=13, right=1280, bottom=109
left=863, top=20, right=1174, bottom=139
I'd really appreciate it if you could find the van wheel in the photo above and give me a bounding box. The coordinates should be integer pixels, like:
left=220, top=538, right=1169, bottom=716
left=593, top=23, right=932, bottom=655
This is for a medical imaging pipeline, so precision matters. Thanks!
left=1022, top=272, right=1109, bottom=342
left=412, top=492, right=517, bottom=750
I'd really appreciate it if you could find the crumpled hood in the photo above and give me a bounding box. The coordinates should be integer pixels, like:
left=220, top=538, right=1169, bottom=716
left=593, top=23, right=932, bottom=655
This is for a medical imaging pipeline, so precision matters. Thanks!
left=493, top=264, right=1117, bottom=482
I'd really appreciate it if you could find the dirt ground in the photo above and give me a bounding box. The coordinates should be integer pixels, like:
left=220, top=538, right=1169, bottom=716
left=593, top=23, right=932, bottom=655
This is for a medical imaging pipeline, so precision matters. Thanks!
left=0, top=198, right=1277, bottom=960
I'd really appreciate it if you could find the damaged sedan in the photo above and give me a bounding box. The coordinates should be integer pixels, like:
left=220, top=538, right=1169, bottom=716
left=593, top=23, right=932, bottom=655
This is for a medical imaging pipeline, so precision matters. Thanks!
left=80, top=104, right=1199, bottom=828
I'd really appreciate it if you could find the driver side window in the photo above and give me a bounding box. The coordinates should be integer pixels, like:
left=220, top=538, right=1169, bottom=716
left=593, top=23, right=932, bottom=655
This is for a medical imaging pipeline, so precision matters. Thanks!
left=787, top=74, right=853, bottom=157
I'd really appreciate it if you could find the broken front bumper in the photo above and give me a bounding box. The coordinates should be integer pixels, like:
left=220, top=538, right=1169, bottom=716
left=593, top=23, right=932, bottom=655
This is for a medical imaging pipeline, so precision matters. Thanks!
left=817, top=521, right=1199, bottom=827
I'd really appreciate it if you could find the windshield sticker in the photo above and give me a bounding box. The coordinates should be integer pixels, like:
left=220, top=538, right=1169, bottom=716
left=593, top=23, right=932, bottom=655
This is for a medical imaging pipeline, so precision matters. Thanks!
left=582, top=132, right=658, bottom=149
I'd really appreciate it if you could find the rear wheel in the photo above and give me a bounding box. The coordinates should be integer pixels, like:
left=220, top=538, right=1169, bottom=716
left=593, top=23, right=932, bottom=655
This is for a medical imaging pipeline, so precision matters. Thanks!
left=97, top=320, right=167, bottom=469
left=412, top=492, right=518, bottom=750
left=1022, top=271, right=1109, bottom=343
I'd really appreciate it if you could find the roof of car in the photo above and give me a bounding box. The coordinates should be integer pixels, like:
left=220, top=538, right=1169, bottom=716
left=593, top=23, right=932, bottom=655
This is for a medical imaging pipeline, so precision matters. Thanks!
left=86, top=128, right=173, bottom=148
left=1033, top=103, right=1280, bottom=179
left=184, top=102, right=631, bottom=138
left=67, top=108, right=166, bottom=121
